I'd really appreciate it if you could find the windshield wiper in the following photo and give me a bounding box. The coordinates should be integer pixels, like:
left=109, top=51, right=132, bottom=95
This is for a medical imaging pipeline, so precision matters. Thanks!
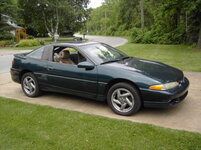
left=121, top=56, right=130, bottom=60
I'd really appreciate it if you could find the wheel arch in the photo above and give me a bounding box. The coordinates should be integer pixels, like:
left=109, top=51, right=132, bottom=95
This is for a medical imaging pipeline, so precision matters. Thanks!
left=19, top=69, right=33, bottom=82
left=105, top=78, right=141, bottom=96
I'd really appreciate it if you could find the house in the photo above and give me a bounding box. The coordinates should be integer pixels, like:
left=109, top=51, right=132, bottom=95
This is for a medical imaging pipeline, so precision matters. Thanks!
left=0, top=14, right=26, bottom=41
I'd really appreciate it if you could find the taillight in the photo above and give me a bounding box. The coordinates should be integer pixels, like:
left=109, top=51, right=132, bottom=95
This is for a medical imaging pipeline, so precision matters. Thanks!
left=12, top=57, right=14, bottom=65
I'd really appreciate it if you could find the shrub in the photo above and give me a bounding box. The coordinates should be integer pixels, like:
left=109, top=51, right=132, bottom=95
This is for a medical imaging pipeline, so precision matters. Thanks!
left=130, top=26, right=186, bottom=44
left=16, top=39, right=40, bottom=47
left=27, top=35, right=35, bottom=39
left=131, top=28, right=144, bottom=43
left=0, top=41, right=6, bottom=46
left=38, top=39, right=45, bottom=45
left=0, top=32, right=14, bottom=40
left=0, top=40, right=15, bottom=46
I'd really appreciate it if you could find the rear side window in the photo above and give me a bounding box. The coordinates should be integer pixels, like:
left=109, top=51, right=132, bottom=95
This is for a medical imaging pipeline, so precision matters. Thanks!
left=27, top=47, right=44, bottom=59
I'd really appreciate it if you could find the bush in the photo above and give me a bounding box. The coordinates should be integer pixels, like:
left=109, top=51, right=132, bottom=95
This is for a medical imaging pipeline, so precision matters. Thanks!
left=16, top=39, right=40, bottom=47
left=131, top=28, right=144, bottom=43
left=27, top=35, right=35, bottom=39
left=0, top=40, right=15, bottom=46
left=38, top=39, right=45, bottom=45
left=0, top=32, right=14, bottom=40
left=130, top=26, right=186, bottom=44
left=0, top=41, right=6, bottom=46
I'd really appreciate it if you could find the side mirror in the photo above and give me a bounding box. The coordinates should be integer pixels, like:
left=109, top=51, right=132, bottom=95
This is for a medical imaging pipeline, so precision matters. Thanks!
left=77, top=61, right=95, bottom=70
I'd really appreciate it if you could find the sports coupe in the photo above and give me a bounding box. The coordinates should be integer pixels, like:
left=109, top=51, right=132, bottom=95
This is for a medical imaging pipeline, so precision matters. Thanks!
left=10, top=41, right=189, bottom=116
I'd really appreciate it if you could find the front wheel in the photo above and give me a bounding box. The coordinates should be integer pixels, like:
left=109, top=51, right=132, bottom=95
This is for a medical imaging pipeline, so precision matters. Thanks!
left=107, top=82, right=141, bottom=116
left=21, top=72, right=40, bottom=97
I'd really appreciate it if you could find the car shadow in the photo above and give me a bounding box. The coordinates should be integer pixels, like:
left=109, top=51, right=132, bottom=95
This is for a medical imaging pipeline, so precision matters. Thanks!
left=41, top=91, right=185, bottom=117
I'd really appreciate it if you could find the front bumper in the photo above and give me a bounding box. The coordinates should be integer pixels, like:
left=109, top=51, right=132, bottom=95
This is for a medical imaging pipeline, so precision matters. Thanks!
left=142, top=77, right=189, bottom=107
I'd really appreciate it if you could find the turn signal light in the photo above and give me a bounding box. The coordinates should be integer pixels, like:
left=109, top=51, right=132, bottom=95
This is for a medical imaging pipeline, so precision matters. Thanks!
left=149, top=85, right=164, bottom=90
left=149, top=82, right=179, bottom=91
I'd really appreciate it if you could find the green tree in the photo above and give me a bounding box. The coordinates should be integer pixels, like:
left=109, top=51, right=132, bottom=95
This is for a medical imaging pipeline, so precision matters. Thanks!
left=0, top=0, right=18, bottom=40
left=18, top=0, right=89, bottom=41
left=140, top=0, right=145, bottom=31
left=87, top=0, right=201, bottom=47
left=183, top=0, right=201, bottom=48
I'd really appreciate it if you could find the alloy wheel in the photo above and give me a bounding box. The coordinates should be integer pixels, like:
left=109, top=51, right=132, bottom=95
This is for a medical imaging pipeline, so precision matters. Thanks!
left=111, top=88, right=135, bottom=113
left=23, top=76, right=36, bottom=95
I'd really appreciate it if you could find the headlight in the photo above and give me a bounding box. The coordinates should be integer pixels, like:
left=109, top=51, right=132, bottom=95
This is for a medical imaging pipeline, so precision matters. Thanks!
left=149, top=82, right=179, bottom=90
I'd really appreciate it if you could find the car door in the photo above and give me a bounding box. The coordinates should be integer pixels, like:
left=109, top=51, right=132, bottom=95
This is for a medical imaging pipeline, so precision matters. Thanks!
left=46, top=46, right=98, bottom=99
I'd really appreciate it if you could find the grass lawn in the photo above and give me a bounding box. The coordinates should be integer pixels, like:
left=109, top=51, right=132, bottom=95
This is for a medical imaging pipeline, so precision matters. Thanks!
left=118, top=43, right=201, bottom=72
left=0, top=97, right=201, bottom=150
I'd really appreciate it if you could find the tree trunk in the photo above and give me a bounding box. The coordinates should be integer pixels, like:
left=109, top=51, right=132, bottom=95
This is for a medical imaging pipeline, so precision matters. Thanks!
left=140, top=0, right=145, bottom=31
left=42, top=2, right=60, bottom=43
left=197, top=23, right=201, bottom=49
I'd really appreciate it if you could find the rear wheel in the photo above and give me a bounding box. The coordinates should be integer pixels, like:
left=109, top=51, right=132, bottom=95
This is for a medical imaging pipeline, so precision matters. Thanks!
left=107, top=82, right=141, bottom=116
left=21, top=72, right=40, bottom=97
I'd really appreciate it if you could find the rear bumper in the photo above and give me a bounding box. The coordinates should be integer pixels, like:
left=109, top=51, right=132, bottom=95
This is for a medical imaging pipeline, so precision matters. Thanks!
left=10, top=68, right=21, bottom=83
left=142, top=77, right=189, bottom=108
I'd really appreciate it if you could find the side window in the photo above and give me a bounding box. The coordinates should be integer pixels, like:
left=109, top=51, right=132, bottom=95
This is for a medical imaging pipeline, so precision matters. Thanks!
left=27, top=47, right=44, bottom=59
left=53, top=47, right=87, bottom=65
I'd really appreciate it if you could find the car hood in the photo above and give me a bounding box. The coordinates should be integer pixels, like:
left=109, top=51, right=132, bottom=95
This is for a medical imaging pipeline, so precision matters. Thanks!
left=106, top=57, right=183, bottom=83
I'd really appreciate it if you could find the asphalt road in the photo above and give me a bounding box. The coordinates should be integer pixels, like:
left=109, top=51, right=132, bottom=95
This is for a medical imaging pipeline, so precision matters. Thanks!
left=75, top=34, right=128, bottom=47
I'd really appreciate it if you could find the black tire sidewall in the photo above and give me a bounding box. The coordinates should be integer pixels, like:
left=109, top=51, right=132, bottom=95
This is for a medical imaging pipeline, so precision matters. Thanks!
left=21, top=72, right=40, bottom=97
left=107, top=82, right=141, bottom=116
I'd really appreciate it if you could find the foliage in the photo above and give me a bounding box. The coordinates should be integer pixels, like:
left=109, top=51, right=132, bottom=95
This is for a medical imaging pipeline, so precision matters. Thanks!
left=0, top=0, right=18, bottom=40
left=0, top=40, right=15, bottom=46
left=18, top=0, right=89, bottom=41
left=87, top=0, right=201, bottom=46
left=0, top=41, right=6, bottom=46
left=27, top=35, right=35, bottom=40
left=0, top=37, right=76, bottom=50
left=0, top=0, right=18, bottom=18
left=0, top=32, right=14, bottom=40
left=38, top=39, right=45, bottom=45
left=16, top=39, right=40, bottom=47
left=0, top=97, right=201, bottom=150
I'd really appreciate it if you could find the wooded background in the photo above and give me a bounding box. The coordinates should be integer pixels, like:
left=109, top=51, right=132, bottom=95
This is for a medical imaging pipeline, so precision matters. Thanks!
left=87, top=0, right=201, bottom=48
left=0, top=0, right=201, bottom=48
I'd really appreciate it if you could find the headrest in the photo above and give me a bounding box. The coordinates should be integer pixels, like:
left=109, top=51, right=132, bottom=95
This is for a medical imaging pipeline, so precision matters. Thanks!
left=59, top=50, right=70, bottom=59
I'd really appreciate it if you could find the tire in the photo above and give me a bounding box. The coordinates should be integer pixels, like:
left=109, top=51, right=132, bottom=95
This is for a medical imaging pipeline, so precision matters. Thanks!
left=107, top=82, right=141, bottom=116
left=21, top=72, right=40, bottom=97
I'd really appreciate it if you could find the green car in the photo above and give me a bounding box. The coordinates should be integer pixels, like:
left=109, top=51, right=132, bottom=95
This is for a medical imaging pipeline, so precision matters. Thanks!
left=10, top=41, right=189, bottom=116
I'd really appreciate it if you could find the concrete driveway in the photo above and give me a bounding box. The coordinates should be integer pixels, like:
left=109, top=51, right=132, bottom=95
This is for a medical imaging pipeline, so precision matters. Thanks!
left=0, top=72, right=201, bottom=134
left=0, top=36, right=201, bottom=134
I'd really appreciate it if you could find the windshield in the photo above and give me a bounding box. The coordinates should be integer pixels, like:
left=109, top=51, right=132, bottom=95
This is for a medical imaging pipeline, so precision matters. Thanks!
left=80, top=43, right=128, bottom=64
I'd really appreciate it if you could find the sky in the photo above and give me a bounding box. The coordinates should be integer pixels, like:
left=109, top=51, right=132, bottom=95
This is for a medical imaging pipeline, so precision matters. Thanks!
left=88, top=0, right=105, bottom=8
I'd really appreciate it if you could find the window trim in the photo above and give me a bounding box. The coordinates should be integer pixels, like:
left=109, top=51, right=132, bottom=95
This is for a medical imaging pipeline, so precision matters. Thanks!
left=52, top=45, right=94, bottom=65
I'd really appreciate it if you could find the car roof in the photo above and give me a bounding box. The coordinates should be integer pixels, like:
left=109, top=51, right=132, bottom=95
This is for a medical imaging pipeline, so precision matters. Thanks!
left=50, top=41, right=100, bottom=47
